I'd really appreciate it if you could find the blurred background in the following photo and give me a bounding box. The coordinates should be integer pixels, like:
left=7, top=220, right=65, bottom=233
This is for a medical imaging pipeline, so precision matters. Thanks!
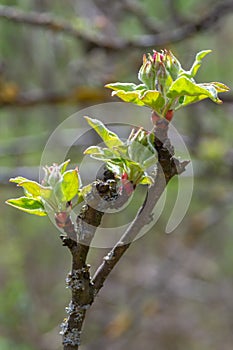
left=0, top=0, right=233, bottom=349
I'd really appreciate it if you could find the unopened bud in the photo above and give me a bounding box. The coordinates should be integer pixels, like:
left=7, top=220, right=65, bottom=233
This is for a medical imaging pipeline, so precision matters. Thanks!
left=165, top=109, right=174, bottom=122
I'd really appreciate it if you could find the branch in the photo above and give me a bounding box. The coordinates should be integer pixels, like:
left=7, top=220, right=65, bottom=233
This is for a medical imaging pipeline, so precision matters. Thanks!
left=0, top=5, right=121, bottom=49
left=58, top=206, right=103, bottom=349
left=58, top=177, right=123, bottom=349
left=0, top=1, right=232, bottom=49
left=129, top=0, right=233, bottom=47
left=92, top=119, right=189, bottom=293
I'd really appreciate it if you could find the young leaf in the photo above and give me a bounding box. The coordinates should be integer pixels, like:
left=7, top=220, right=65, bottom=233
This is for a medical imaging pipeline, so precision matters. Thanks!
left=140, top=90, right=165, bottom=110
left=210, top=82, right=230, bottom=93
left=85, top=116, right=124, bottom=148
left=84, top=145, right=120, bottom=159
left=60, top=169, right=80, bottom=202
left=58, top=159, right=71, bottom=174
left=139, top=175, right=154, bottom=185
left=78, top=184, right=92, bottom=203
left=112, top=90, right=145, bottom=106
left=105, top=82, right=138, bottom=92
left=186, top=50, right=212, bottom=78
left=105, top=162, right=122, bottom=176
left=198, top=83, right=222, bottom=103
left=135, top=84, right=147, bottom=91
left=167, top=76, right=222, bottom=103
left=84, top=145, right=103, bottom=155
left=142, top=155, right=158, bottom=169
left=176, top=94, right=208, bottom=109
left=6, top=197, right=47, bottom=216
left=10, top=176, right=28, bottom=184
left=18, top=180, right=52, bottom=199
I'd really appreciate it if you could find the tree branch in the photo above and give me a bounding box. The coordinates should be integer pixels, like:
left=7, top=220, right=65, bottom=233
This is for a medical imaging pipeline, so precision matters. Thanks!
left=0, top=1, right=232, bottom=49
left=58, top=210, right=104, bottom=349
left=92, top=119, right=189, bottom=294
left=129, top=0, right=233, bottom=47
left=0, top=4, right=121, bottom=49
left=58, top=177, right=123, bottom=349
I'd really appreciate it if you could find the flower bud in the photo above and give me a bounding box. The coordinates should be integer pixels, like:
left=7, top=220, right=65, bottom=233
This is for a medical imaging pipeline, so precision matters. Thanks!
left=138, top=54, right=157, bottom=89
left=156, top=61, right=170, bottom=94
left=163, top=50, right=181, bottom=80
left=120, top=173, right=134, bottom=196
left=48, top=165, right=62, bottom=187
left=165, top=109, right=174, bottom=122
left=138, top=50, right=177, bottom=95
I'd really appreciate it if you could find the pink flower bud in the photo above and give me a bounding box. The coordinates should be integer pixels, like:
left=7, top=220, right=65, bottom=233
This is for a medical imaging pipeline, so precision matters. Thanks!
left=55, top=212, right=69, bottom=228
left=121, top=172, right=128, bottom=181
left=165, top=110, right=174, bottom=122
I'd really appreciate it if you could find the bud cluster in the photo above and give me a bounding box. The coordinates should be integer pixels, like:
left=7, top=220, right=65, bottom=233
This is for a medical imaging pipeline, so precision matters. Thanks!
left=138, top=49, right=180, bottom=96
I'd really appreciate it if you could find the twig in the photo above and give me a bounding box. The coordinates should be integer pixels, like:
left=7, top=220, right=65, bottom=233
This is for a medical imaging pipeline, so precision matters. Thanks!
left=129, top=0, right=233, bottom=47
left=54, top=119, right=189, bottom=348
left=57, top=204, right=104, bottom=349
left=0, top=5, right=121, bottom=49
left=92, top=119, right=189, bottom=293
left=58, top=178, right=123, bottom=349
left=0, top=1, right=232, bottom=49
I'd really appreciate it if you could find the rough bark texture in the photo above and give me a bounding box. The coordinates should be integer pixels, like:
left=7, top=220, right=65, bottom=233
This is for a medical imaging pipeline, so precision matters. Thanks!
left=58, top=118, right=189, bottom=349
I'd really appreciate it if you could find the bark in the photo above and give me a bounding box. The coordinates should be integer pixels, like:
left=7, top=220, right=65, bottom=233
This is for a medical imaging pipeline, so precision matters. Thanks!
left=58, top=118, right=189, bottom=349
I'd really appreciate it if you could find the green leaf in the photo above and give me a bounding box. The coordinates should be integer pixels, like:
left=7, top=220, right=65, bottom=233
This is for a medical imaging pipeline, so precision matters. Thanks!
left=9, top=176, right=28, bottom=184
left=198, top=83, right=222, bottom=103
left=84, top=145, right=103, bottom=155
left=188, top=50, right=212, bottom=78
left=122, top=159, right=143, bottom=180
left=210, top=82, right=230, bottom=93
left=105, top=82, right=138, bottom=92
left=142, top=155, right=157, bottom=169
left=140, top=90, right=165, bottom=110
left=106, top=162, right=123, bottom=177
left=135, top=84, right=147, bottom=91
left=78, top=184, right=92, bottom=203
left=167, top=76, right=222, bottom=104
left=58, top=159, right=71, bottom=174
left=18, top=180, right=52, bottom=199
left=112, top=90, right=145, bottom=106
left=84, top=116, right=124, bottom=148
left=6, top=197, right=47, bottom=216
left=84, top=145, right=120, bottom=160
left=60, top=169, right=80, bottom=202
left=176, top=94, right=208, bottom=109
left=128, top=140, right=152, bottom=165
left=139, top=175, right=154, bottom=185
left=112, top=88, right=165, bottom=111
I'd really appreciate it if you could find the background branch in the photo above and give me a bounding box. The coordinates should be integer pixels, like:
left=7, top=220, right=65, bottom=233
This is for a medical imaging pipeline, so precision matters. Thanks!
left=0, top=1, right=233, bottom=49
left=129, top=0, right=233, bottom=47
